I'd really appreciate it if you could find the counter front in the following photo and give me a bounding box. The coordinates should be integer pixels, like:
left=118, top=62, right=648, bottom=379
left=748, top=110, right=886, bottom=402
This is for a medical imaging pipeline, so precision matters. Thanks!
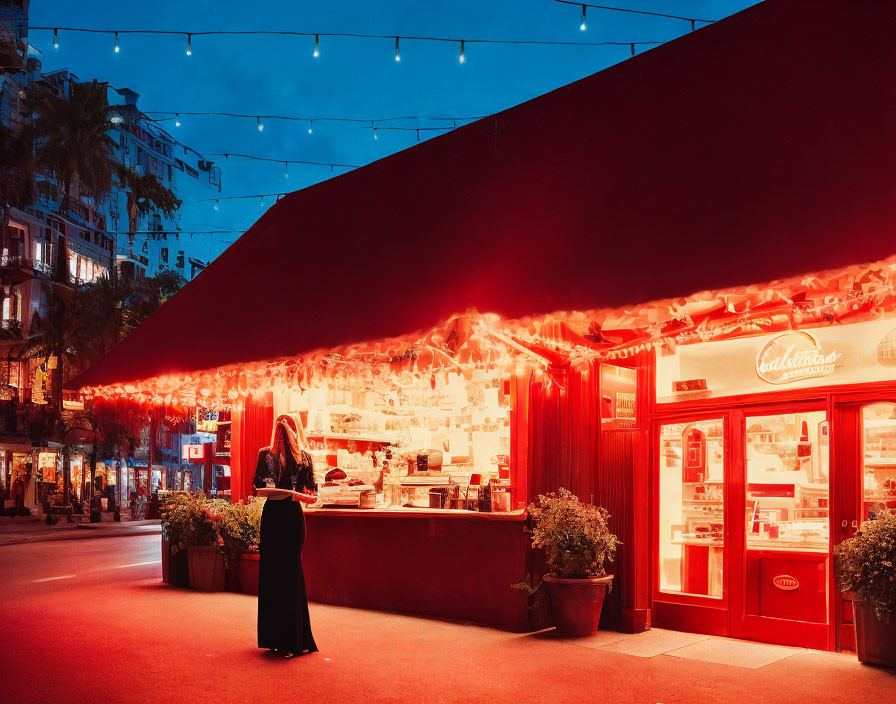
left=302, top=508, right=531, bottom=631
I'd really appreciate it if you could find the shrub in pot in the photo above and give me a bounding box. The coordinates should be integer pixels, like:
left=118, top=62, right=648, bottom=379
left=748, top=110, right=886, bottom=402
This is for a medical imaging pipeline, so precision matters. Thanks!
left=160, top=493, right=199, bottom=587
left=834, top=509, right=896, bottom=667
left=527, top=488, right=617, bottom=636
left=219, top=498, right=263, bottom=595
left=179, top=497, right=229, bottom=592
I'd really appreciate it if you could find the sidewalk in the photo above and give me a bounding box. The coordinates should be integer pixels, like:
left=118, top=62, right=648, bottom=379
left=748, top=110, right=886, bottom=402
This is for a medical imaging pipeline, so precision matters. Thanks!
left=0, top=515, right=161, bottom=546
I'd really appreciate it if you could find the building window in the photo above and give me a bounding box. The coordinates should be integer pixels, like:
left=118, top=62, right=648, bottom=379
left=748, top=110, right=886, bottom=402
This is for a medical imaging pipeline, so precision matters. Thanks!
left=176, top=251, right=184, bottom=269
left=33, top=240, right=43, bottom=264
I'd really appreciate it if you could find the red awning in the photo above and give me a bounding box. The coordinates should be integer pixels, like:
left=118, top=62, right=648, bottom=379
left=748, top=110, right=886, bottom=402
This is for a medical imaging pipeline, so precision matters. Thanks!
left=70, top=0, right=896, bottom=390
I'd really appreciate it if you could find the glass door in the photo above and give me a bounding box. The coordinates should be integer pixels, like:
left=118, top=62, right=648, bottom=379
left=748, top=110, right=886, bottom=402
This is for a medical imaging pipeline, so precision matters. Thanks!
left=735, top=408, right=831, bottom=649
left=861, top=403, right=896, bottom=521
left=658, top=419, right=726, bottom=599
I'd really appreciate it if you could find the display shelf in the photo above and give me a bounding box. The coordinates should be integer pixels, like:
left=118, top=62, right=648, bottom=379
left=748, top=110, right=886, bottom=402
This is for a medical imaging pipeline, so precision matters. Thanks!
left=306, top=432, right=395, bottom=444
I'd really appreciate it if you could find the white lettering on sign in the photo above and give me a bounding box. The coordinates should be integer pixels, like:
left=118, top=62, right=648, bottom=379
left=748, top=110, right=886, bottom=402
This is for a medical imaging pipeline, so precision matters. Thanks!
left=756, top=332, right=841, bottom=385
left=773, top=575, right=800, bottom=591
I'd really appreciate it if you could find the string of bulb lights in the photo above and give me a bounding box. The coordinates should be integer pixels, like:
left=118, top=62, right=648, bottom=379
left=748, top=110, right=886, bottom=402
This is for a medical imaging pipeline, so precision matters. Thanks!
left=36, top=25, right=665, bottom=60
left=552, top=1, right=717, bottom=32
left=146, top=111, right=482, bottom=137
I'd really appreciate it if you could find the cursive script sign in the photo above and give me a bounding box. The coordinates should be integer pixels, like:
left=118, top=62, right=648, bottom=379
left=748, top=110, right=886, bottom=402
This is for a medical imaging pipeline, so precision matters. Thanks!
left=756, top=332, right=841, bottom=385
left=772, top=575, right=800, bottom=591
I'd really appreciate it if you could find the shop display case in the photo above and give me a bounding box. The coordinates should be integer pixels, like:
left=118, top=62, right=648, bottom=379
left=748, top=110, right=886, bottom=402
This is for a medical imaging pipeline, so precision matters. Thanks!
left=745, top=411, right=829, bottom=551
left=658, top=420, right=725, bottom=598
left=282, top=367, right=514, bottom=513
left=862, top=403, right=896, bottom=520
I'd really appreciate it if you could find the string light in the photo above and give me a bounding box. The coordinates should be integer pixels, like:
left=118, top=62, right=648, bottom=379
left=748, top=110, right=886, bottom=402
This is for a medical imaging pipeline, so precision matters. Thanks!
left=459, top=39, right=465, bottom=63
left=313, top=33, right=319, bottom=57
left=213, top=200, right=219, bottom=210
left=174, top=113, right=181, bottom=127
left=34, top=26, right=668, bottom=58
left=371, top=120, right=377, bottom=140
left=204, top=153, right=359, bottom=169
left=257, top=116, right=264, bottom=132
left=284, top=162, right=289, bottom=179
left=53, top=28, right=59, bottom=49
left=553, top=1, right=716, bottom=29
left=114, top=31, right=120, bottom=53
left=186, top=33, right=192, bottom=55
left=260, top=196, right=265, bottom=207
left=580, top=5, right=587, bottom=31
left=307, top=120, right=313, bottom=135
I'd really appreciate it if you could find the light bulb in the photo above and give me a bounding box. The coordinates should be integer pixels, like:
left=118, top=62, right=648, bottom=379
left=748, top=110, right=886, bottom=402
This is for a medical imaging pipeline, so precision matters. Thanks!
left=313, top=34, right=319, bottom=58
left=174, top=113, right=181, bottom=127
left=260, top=197, right=265, bottom=207
left=114, top=32, right=120, bottom=53
left=213, top=200, right=219, bottom=211
left=284, top=163, right=289, bottom=179
left=307, top=120, right=313, bottom=135
left=53, top=29, right=59, bottom=49
left=394, top=36, right=400, bottom=62
left=186, top=34, right=192, bottom=56
left=373, top=128, right=378, bottom=140
left=257, top=116, right=264, bottom=132
left=459, top=39, right=465, bottom=63
left=580, top=5, right=587, bottom=31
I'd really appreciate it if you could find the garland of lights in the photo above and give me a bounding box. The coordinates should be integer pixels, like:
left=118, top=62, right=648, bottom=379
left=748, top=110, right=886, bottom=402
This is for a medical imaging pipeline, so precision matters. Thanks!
left=552, top=1, right=717, bottom=32
left=37, top=25, right=665, bottom=58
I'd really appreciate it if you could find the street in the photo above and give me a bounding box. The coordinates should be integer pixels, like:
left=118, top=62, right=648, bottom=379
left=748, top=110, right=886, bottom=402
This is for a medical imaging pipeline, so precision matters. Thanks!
left=0, top=535, right=892, bottom=704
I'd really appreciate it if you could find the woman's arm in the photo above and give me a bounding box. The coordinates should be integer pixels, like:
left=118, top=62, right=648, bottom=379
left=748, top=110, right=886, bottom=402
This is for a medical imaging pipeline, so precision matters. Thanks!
left=256, top=487, right=316, bottom=503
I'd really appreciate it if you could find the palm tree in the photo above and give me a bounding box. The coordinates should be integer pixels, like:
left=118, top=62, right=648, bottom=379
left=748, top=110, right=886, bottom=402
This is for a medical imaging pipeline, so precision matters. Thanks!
left=20, top=286, right=101, bottom=430
left=32, top=81, right=115, bottom=217
left=114, top=165, right=181, bottom=257
left=0, top=123, right=35, bottom=259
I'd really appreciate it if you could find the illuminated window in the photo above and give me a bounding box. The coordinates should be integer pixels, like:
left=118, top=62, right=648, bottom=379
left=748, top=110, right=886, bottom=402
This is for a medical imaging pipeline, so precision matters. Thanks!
left=745, top=412, right=829, bottom=551
left=658, top=419, right=725, bottom=598
left=862, top=403, right=896, bottom=521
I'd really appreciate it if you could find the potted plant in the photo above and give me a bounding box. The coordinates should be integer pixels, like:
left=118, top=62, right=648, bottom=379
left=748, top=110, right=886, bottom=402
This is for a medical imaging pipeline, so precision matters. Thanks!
left=527, top=488, right=617, bottom=636
left=220, top=498, right=263, bottom=595
left=184, top=498, right=228, bottom=592
left=160, top=492, right=195, bottom=587
left=834, top=509, right=896, bottom=667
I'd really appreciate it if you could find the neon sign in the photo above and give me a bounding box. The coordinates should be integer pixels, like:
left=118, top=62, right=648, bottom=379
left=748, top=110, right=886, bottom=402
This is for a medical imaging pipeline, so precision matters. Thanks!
left=756, top=332, right=841, bottom=385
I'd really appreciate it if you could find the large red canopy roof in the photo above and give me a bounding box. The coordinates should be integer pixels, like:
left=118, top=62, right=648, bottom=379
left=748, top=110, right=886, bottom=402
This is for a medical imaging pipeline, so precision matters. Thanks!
left=71, top=0, right=896, bottom=390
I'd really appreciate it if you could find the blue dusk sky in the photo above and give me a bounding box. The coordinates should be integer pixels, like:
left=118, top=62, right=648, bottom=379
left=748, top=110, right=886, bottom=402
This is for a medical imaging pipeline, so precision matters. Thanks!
left=29, top=0, right=758, bottom=262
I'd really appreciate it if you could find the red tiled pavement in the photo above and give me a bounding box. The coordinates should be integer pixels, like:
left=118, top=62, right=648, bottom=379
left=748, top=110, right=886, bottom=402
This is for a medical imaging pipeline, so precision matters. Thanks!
left=1, top=535, right=893, bottom=703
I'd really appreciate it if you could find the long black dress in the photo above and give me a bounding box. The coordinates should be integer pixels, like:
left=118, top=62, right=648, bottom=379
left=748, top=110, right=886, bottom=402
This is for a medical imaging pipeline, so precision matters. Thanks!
left=254, top=447, right=318, bottom=654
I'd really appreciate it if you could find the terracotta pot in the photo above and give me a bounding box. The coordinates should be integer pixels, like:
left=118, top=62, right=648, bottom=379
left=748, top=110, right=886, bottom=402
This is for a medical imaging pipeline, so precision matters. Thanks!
left=852, top=599, right=896, bottom=667
left=187, top=545, right=226, bottom=592
left=161, top=537, right=170, bottom=583
left=161, top=537, right=190, bottom=587
left=237, top=553, right=260, bottom=596
left=543, top=573, right=614, bottom=636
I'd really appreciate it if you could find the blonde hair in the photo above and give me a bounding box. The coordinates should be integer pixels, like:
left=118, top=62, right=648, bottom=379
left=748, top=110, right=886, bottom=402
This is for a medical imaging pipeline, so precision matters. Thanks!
left=270, top=413, right=307, bottom=463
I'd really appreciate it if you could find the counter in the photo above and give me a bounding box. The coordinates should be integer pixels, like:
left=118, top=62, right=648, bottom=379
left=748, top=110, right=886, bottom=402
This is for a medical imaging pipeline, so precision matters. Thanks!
left=302, top=507, right=531, bottom=631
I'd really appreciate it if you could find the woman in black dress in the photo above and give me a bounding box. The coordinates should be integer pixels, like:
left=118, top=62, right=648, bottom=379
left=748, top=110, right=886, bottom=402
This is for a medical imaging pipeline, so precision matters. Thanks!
left=254, top=414, right=318, bottom=657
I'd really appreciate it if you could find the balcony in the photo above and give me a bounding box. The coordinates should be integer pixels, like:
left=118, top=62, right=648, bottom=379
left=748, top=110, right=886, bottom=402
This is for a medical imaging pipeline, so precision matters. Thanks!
left=0, top=13, right=28, bottom=76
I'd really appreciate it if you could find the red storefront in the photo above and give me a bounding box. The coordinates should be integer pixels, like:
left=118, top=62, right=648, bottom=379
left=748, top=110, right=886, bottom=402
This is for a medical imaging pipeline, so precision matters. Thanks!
left=70, top=0, right=896, bottom=651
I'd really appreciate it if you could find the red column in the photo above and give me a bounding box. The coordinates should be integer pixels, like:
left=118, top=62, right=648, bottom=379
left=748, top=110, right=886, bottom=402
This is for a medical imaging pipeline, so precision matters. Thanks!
left=230, top=394, right=273, bottom=503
